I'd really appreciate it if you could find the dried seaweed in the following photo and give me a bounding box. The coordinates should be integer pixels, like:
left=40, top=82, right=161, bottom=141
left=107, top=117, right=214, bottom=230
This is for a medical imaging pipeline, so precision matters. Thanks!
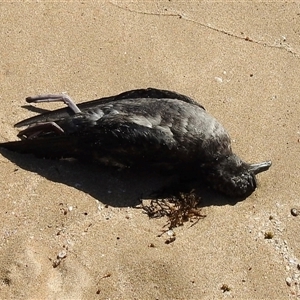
left=141, top=190, right=206, bottom=230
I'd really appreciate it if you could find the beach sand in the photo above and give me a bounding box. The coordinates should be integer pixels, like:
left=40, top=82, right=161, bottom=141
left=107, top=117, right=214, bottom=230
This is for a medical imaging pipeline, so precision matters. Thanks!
left=0, top=2, right=299, bottom=299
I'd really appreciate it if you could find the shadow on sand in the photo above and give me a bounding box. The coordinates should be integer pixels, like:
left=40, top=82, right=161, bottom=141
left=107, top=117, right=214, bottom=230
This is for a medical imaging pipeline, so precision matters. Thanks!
left=0, top=148, right=244, bottom=208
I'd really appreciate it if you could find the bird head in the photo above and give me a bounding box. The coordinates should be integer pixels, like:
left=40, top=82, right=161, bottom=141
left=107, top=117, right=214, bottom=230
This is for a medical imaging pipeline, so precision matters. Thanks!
left=205, top=154, right=271, bottom=197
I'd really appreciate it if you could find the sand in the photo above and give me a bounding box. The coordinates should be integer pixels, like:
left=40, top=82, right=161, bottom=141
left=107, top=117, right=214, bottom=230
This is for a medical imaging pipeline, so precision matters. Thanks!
left=0, top=2, right=299, bottom=299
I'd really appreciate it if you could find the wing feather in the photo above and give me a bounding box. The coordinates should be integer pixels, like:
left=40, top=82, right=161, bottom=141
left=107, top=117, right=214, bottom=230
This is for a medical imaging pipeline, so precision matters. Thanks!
left=15, top=88, right=205, bottom=128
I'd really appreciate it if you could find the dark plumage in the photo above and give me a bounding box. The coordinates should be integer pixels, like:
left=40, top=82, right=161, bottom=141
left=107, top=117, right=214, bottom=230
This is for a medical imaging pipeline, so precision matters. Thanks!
left=0, top=88, right=271, bottom=197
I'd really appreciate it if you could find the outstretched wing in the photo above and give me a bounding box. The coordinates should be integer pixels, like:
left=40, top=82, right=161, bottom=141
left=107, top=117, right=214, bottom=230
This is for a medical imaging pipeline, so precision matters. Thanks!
left=15, top=88, right=205, bottom=128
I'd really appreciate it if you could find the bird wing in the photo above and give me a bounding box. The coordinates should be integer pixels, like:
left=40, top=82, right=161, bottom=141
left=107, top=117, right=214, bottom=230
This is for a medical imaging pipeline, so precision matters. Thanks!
left=0, top=111, right=180, bottom=167
left=2, top=98, right=200, bottom=168
left=15, top=88, right=205, bottom=128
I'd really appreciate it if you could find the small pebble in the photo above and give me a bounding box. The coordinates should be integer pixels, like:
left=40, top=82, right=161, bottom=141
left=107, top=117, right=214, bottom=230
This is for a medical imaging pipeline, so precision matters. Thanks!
left=291, top=208, right=299, bottom=217
left=221, top=284, right=231, bottom=292
left=57, top=250, right=67, bottom=259
left=286, top=277, right=292, bottom=286
left=52, top=259, right=60, bottom=268
left=165, top=237, right=176, bottom=244
left=289, top=258, right=296, bottom=264
left=264, top=231, right=274, bottom=239
left=167, top=230, right=175, bottom=237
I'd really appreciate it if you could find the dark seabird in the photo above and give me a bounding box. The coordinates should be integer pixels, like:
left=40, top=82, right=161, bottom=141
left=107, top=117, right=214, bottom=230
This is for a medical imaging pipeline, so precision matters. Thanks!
left=0, top=88, right=271, bottom=197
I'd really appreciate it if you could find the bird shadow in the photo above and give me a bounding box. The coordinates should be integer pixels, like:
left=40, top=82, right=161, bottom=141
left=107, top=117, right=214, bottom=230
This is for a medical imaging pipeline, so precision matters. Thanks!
left=21, top=105, right=51, bottom=114
left=0, top=149, right=243, bottom=208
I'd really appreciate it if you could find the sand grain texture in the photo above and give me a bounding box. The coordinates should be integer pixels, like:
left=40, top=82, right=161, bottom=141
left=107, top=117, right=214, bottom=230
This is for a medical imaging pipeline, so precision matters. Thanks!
left=0, top=2, right=299, bottom=299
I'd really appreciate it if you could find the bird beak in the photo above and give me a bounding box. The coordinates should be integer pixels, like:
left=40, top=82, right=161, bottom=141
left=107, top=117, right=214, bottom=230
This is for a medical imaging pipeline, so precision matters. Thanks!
left=249, top=160, right=272, bottom=175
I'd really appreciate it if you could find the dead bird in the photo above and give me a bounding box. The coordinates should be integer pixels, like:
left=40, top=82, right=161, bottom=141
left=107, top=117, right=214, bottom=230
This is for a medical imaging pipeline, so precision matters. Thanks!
left=0, top=88, right=271, bottom=197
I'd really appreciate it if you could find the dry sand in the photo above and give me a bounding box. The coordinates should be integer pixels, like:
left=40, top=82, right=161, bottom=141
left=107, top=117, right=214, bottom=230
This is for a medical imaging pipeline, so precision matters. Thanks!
left=0, top=2, right=300, bottom=299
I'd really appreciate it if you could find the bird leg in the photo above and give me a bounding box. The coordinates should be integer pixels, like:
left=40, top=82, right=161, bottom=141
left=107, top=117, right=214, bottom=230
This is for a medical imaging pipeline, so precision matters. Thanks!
left=17, top=122, right=64, bottom=140
left=26, top=93, right=81, bottom=114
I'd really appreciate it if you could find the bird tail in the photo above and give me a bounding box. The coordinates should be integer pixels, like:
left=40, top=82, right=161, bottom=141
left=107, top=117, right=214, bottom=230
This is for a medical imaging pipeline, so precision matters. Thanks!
left=0, top=136, right=82, bottom=159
